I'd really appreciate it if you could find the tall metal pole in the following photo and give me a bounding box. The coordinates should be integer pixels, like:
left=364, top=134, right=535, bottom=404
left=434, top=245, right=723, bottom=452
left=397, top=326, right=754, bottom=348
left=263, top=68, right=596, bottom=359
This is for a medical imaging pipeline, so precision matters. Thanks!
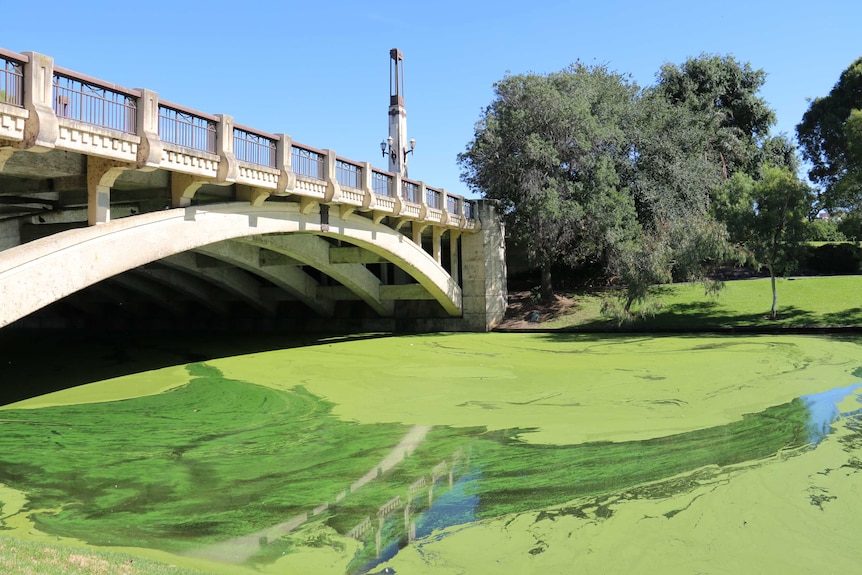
left=386, top=48, right=413, bottom=178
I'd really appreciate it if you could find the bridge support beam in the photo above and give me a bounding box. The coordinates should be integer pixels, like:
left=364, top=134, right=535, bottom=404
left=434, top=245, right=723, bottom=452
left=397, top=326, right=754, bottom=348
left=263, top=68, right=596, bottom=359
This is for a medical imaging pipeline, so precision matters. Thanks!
left=87, top=157, right=131, bottom=225
left=171, top=172, right=209, bottom=207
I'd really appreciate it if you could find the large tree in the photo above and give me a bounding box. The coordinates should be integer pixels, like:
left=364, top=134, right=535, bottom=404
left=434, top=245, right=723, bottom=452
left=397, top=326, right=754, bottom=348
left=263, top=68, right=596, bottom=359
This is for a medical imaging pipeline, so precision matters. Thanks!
left=797, top=57, right=862, bottom=212
left=459, top=63, right=733, bottom=308
left=458, top=64, right=639, bottom=300
left=655, top=54, right=777, bottom=179
left=712, top=166, right=812, bottom=319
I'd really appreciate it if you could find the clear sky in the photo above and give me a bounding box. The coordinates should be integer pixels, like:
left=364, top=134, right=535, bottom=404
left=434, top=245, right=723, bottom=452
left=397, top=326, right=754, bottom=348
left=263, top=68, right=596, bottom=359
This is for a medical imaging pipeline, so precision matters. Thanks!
left=3, top=0, right=860, bottom=197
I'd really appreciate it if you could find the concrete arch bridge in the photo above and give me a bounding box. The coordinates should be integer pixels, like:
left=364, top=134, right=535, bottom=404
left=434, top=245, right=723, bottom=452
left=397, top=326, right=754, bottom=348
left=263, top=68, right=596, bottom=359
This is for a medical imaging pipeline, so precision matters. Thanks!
left=0, top=48, right=506, bottom=332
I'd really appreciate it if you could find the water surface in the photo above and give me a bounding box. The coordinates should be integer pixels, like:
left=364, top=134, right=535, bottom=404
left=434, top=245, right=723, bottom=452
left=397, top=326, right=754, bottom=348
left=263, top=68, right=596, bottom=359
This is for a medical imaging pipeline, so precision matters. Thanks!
left=1, top=333, right=861, bottom=574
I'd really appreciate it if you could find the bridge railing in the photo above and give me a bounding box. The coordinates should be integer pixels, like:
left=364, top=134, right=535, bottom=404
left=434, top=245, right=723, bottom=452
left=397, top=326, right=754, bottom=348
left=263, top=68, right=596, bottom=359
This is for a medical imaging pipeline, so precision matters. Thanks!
left=425, top=186, right=442, bottom=210
left=1, top=47, right=479, bottom=229
left=234, top=124, right=277, bottom=168
left=52, top=66, right=138, bottom=134
left=371, top=170, right=393, bottom=197
left=402, top=180, right=420, bottom=204
left=158, top=101, right=217, bottom=153
left=291, top=144, right=324, bottom=180
left=0, top=49, right=25, bottom=107
left=335, top=158, right=362, bottom=189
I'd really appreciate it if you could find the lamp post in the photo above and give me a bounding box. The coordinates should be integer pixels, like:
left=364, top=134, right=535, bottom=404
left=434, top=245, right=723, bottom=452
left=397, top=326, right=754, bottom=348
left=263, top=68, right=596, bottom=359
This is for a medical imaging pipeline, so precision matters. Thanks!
left=381, top=48, right=414, bottom=178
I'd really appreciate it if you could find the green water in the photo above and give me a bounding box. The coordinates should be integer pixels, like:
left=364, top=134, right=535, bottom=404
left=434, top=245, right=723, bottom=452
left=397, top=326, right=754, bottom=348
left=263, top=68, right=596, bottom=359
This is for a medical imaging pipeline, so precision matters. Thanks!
left=1, top=333, right=861, bottom=574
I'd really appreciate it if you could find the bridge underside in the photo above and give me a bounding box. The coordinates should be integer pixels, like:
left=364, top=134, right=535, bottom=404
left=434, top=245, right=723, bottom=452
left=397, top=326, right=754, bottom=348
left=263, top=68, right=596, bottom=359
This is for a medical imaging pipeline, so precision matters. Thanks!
left=0, top=149, right=505, bottom=332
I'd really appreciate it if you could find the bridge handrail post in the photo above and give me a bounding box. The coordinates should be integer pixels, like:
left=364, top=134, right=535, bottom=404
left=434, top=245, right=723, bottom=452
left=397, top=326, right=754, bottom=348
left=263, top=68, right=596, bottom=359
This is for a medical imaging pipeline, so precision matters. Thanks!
left=215, top=113, right=237, bottom=183
left=392, top=172, right=405, bottom=216
left=361, top=162, right=376, bottom=210
left=274, top=133, right=295, bottom=194
left=417, top=181, right=428, bottom=220
left=134, top=88, right=162, bottom=170
left=322, top=149, right=341, bottom=203
left=20, top=51, right=58, bottom=151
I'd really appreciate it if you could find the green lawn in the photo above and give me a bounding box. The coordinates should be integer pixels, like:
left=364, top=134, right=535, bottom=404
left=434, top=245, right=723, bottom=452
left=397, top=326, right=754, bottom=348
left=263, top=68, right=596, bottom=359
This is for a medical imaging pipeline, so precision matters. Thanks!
left=539, top=275, right=862, bottom=330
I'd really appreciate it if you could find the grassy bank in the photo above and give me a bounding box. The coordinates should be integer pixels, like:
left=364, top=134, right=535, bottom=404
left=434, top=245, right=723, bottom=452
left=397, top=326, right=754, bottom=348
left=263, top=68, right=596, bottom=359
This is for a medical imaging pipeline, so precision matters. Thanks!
left=532, top=275, right=862, bottom=330
left=0, top=537, right=208, bottom=575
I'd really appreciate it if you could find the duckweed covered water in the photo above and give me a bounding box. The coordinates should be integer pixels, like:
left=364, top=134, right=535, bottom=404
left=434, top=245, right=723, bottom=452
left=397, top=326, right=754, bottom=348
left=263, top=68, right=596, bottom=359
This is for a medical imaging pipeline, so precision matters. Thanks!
left=1, top=333, right=861, bottom=574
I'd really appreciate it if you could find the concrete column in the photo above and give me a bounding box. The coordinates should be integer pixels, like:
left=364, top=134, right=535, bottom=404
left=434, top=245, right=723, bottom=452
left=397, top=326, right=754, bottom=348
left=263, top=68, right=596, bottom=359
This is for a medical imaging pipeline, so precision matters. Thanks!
left=322, top=149, right=341, bottom=203
left=431, top=226, right=442, bottom=264
left=449, top=230, right=461, bottom=285
left=215, top=114, right=237, bottom=183
left=87, top=156, right=130, bottom=225
left=21, top=52, right=58, bottom=151
left=361, top=161, right=376, bottom=210
left=274, top=133, right=295, bottom=195
left=135, top=88, right=162, bottom=169
left=459, top=200, right=507, bottom=331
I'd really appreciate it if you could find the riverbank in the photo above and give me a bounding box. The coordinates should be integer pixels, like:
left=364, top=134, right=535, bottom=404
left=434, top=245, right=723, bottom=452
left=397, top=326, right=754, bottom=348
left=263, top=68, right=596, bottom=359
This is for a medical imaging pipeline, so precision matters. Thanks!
left=499, top=275, right=862, bottom=331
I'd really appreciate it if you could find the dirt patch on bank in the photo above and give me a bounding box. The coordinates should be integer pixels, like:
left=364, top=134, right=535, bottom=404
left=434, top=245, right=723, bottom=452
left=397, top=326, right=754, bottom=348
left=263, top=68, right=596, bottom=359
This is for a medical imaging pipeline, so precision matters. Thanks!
left=497, top=290, right=578, bottom=330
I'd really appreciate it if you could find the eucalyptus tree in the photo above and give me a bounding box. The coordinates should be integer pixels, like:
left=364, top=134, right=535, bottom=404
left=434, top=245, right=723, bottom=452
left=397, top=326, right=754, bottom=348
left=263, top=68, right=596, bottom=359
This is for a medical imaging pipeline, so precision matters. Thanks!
left=712, top=166, right=813, bottom=319
left=459, top=63, right=734, bottom=310
left=797, top=57, right=862, bottom=212
left=655, top=54, right=777, bottom=179
left=458, top=63, right=639, bottom=300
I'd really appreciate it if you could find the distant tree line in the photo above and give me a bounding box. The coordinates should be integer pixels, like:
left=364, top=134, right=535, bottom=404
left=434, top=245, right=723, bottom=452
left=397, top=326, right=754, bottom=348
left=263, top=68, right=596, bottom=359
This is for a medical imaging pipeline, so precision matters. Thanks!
left=459, top=54, right=862, bottom=319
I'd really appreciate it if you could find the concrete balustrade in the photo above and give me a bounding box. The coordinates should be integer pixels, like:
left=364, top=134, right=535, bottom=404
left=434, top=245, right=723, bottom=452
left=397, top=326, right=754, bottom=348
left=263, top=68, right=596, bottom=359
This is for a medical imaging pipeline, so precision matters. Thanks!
left=0, top=48, right=476, bottom=230
left=0, top=46, right=505, bottom=331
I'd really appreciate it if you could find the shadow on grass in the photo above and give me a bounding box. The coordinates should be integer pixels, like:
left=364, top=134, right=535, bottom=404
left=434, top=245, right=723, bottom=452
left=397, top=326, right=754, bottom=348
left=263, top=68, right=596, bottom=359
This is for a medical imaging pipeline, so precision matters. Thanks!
left=0, top=329, right=394, bottom=406
left=551, top=303, right=862, bottom=332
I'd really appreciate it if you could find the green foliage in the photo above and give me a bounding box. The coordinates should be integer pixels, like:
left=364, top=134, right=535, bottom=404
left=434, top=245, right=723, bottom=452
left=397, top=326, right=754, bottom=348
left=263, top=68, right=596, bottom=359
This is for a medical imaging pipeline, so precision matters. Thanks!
left=461, top=60, right=742, bottom=306
left=797, top=57, right=862, bottom=211
left=458, top=63, right=639, bottom=300
left=803, top=242, right=862, bottom=274
left=805, top=218, right=846, bottom=242
left=655, top=53, right=777, bottom=179
left=837, top=209, right=862, bottom=240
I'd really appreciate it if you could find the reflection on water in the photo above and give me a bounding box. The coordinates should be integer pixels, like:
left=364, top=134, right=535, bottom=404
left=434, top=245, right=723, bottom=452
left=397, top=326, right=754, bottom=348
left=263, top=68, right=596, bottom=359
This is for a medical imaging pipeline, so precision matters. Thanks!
left=0, top=333, right=861, bottom=575
left=341, top=383, right=862, bottom=574
left=801, top=383, right=862, bottom=444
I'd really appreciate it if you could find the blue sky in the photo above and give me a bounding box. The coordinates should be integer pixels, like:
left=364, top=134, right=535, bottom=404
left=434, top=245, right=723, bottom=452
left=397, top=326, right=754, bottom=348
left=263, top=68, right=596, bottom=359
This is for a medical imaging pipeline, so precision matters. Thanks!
left=3, top=0, right=860, bottom=197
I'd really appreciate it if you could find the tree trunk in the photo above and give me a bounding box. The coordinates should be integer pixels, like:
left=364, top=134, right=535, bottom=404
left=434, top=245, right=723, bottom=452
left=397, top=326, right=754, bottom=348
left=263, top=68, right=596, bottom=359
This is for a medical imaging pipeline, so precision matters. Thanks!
left=770, top=269, right=778, bottom=320
left=540, top=263, right=553, bottom=303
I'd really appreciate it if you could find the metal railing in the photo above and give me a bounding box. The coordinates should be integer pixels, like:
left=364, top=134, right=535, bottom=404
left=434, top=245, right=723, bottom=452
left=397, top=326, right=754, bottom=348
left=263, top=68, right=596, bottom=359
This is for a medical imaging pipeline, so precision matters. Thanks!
left=372, top=170, right=392, bottom=197
left=292, top=145, right=324, bottom=180
left=158, top=104, right=216, bottom=153
left=52, top=71, right=137, bottom=133
left=0, top=46, right=480, bottom=223
left=403, top=180, right=419, bottom=203
left=464, top=201, right=475, bottom=220
left=336, top=159, right=361, bottom=189
left=426, top=187, right=442, bottom=209
left=446, top=194, right=459, bottom=215
left=234, top=126, right=277, bottom=168
left=0, top=52, right=24, bottom=108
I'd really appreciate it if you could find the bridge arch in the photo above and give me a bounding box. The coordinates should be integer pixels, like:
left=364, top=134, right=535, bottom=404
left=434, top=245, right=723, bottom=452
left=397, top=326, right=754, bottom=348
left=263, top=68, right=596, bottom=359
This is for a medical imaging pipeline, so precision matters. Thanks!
left=0, top=202, right=462, bottom=328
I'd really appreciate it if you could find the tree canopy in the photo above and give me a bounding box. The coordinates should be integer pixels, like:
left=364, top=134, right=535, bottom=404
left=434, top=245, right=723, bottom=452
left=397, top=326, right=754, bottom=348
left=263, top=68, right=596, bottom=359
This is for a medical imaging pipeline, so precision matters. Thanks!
left=458, top=60, right=738, bottom=308
left=712, top=166, right=812, bottom=318
left=458, top=64, right=640, bottom=300
left=797, top=56, right=862, bottom=212
left=655, top=54, right=777, bottom=179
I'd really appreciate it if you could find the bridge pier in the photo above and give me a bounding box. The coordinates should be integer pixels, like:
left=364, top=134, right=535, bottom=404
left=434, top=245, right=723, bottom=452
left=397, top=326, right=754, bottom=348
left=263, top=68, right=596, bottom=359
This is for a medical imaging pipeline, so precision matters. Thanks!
left=446, top=200, right=506, bottom=331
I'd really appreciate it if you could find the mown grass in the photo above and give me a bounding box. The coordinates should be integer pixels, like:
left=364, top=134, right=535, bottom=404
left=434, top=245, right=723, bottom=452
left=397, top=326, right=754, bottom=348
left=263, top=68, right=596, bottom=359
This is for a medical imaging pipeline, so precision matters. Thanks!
left=0, top=536, right=208, bottom=575
left=538, top=275, right=862, bottom=330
